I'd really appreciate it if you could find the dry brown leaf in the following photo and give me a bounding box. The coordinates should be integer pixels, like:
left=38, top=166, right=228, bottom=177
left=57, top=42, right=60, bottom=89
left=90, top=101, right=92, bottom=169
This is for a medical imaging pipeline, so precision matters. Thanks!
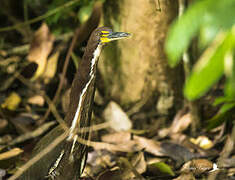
left=84, top=150, right=117, bottom=178
left=0, top=119, right=8, bottom=131
left=159, top=113, right=192, bottom=138
left=93, top=140, right=141, bottom=152
left=103, top=101, right=132, bottom=131
left=28, top=95, right=44, bottom=106
left=133, top=136, right=163, bottom=156
left=170, top=113, right=192, bottom=134
left=158, top=114, right=192, bottom=139
left=228, top=167, right=235, bottom=177
left=181, top=159, right=213, bottom=175
left=158, top=127, right=171, bottom=138
left=120, top=152, right=146, bottom=180
left=101, top=132, right=163, bottom=156
left=27, top=23, right=55, bottom=81
left=0, top=148, right=23, bottom=160
left=43, top=51, right=60, bottom=84
left=100, top=132, right=141, bottom=152
left=101, top=132, right=131, bottom=144
left=131, top=152, right=147, bottom=175
left=0, top=50, right=7, bottom=57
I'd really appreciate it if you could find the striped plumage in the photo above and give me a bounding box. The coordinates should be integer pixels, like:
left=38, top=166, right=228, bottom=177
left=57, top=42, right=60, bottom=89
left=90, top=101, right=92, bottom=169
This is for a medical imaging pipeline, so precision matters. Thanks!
left=19, top=27, right=130, bottom=180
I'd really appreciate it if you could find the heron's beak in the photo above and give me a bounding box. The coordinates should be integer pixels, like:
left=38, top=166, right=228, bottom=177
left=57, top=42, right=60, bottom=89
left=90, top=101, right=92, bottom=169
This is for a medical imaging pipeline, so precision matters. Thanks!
left=107, top=32, right=131, bottom=41
left=100, top=31, right=131, bottom=43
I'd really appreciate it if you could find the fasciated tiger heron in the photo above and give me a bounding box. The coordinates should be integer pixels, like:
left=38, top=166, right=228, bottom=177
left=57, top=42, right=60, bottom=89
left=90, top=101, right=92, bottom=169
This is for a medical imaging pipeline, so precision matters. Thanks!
left=18, top=27, right=130, bottom=180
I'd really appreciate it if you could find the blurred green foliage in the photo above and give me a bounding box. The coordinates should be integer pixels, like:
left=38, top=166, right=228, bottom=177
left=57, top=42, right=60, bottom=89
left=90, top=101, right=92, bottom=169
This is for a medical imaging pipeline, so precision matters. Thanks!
left=165, top=0, right=235, bottom=129
left=77, top=1, right=94, bottom=24
left=44, top=0, right=95, bottom=34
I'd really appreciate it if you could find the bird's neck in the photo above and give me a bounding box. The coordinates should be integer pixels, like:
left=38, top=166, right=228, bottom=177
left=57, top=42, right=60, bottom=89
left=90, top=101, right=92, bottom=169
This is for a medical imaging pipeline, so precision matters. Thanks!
left=66, top=43, right=102, bottom=140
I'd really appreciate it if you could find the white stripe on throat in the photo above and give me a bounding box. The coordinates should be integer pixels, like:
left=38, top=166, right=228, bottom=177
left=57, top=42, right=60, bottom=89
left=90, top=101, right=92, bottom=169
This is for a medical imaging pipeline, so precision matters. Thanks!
left=67, top=45, right=102, bottom=140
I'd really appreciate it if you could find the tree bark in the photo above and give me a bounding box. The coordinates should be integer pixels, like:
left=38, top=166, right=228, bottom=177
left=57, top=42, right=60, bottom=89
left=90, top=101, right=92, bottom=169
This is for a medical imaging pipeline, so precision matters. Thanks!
left=98, top=0, right=183, bottom=115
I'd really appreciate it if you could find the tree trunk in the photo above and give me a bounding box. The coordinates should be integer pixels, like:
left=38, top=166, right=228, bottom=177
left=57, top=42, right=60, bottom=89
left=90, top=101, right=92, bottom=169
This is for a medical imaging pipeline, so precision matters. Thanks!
left=98, top=0, right=183, bottom=115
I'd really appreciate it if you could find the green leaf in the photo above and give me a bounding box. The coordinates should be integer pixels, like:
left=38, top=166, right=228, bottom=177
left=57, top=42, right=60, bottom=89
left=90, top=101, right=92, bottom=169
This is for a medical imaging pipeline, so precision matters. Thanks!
left=220, top=102, right=235, bottom=114
left=151, top=162, right=175, bottom=176
left=207, top=112, right=227, bottom=130
left=165, top=0, right=235, bottom=67
left=207, top=102, right=235, bottom=130
left=199, top=24, right=219, bottom=49
left=47, top=12, right=61, bottom=25
left=184, top=31, right=234, bottom=100
left=213, top=97, right=230, bottom=106
left=225, top=76, right=235, bottom=99
left=205, top=0, right=235, bottom=30
left=77, top=2, right=93, bottom=23
left=224, top=50, right=235, bottom=98
left=165, top=0, right=213, bottom=67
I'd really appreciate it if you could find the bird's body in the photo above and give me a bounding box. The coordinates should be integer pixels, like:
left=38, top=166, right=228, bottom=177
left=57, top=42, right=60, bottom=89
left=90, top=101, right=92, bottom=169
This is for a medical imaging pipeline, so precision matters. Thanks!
left=18, top=27, right=130, bottom=180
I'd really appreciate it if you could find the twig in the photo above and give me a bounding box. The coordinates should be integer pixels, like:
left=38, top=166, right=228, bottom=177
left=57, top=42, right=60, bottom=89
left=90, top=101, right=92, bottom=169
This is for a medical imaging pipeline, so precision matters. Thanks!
left=0, top=148, right=23, bottom=161
left=8, top=121, right=56, bottom=146
left=178, top=0, right=200, bottom=134
left=6, top=32, right=73, bottom=55
left=81, top=122, right=110, bottom=133
left=15, top=73, right=68, bottom=131
left=76, top=136, right=133, bottom=152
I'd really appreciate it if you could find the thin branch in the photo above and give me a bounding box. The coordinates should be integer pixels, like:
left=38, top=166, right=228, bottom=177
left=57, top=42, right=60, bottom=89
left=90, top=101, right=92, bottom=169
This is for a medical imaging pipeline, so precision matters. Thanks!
left=178, top=0, right=200, bottom=133
left=6, top=32, right=73, bottom=55
left=8, top=121, right=56, bottom=146
left=15, top=73, right=68, bottom=131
